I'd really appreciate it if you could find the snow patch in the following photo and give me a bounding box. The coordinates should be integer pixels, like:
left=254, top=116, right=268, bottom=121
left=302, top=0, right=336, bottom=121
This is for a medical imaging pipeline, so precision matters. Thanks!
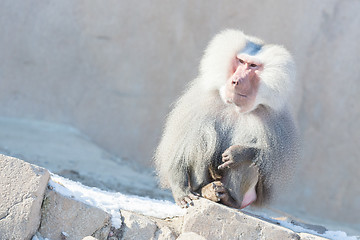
left=49, top=173, right=185, bottom=228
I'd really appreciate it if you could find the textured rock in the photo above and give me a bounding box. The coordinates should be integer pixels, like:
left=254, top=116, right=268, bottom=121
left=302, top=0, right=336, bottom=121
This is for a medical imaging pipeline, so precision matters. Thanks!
left=82, top=237, right=99, bottom=240
left=39, top=189, right=111, bottom=240
left=177, top=232, right=207, bottom=240
left=107, top=226, right=123, bottom=240
left=0, top=153, right=338, bottom=240
left=155, top=226, right=176, bottom=240
left=183, top=198, right=301, bottom=240
left=299, top=233, right=329, bottom=240
left=121, top=210, right=158, bottom=240
left=0, top=155, right=50, bottom=240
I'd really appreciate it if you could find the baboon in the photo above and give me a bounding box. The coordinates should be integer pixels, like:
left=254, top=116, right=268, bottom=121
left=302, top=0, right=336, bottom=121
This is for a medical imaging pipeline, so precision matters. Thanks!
left=155, top=29, right=298, bottom=208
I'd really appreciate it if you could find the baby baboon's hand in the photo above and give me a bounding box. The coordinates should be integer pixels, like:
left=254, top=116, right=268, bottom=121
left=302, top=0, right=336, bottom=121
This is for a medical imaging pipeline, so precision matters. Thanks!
left=219, top=145, right=246, bottom=170
left=219, top=145, right=258, bottom=170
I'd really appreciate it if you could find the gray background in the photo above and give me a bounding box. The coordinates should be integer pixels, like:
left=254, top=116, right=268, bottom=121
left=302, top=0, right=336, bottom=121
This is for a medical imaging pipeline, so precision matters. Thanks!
left=0, top=0, right=359, bottom=233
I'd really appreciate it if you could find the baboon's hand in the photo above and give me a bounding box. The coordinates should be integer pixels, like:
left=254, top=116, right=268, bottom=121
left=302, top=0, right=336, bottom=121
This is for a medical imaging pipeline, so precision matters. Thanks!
left=218, top=145, right=246, bottom=170
left=176, top=192, right=200, bottom=208
left=201, top=181, right=230, bottom=203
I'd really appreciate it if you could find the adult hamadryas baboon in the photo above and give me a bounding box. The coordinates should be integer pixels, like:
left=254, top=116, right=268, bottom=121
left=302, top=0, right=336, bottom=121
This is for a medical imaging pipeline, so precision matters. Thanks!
left=155, top=29, right=299, bottom=209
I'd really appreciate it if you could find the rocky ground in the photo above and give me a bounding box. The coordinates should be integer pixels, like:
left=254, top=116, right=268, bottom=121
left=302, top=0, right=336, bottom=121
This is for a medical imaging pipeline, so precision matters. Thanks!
left=1, top=154, right=336, bottom=240
left=0, top=117, right=358, bottom=239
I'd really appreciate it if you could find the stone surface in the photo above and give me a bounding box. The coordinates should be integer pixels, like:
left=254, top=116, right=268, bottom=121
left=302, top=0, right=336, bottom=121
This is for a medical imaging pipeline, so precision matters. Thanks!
left=299, top=233, right=329, bottom=240
left=0, top=0, right=359, bottom=232
left=107, top=226, right=123, bottom=240
left=121, top=210, right=158, bottom=240
left=183, top=199, right=301, bottom=240
left=155, top=226, right=176, bottom=240
left=0, top=155, right=335, bottom=240
left=120, top=210, right=179, bottom=240
left=39, top=189, right=111, bottom=240
left=82, top=237, right=99, bottom=240
left=177, top=232, right=207, bottom=240
left=0, top=155, right=50, bottom=240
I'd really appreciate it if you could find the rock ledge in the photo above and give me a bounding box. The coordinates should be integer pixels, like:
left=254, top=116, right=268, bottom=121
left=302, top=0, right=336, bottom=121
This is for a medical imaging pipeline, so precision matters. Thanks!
left=0, top=155, right=329, bottom=240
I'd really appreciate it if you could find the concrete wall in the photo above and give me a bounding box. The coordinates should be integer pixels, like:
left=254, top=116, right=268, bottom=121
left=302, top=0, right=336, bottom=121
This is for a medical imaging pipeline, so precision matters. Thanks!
left=0, top=0, right=359, bottom=230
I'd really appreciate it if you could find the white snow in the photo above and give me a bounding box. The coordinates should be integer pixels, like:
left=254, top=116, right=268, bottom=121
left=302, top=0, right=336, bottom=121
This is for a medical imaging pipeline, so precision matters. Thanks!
left=49, top=173, right=185, bottom=228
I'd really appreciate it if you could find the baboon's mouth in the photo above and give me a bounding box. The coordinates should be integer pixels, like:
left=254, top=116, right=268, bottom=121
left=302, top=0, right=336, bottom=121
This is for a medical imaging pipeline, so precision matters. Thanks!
left=235, top=93, right=247, bottom=98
